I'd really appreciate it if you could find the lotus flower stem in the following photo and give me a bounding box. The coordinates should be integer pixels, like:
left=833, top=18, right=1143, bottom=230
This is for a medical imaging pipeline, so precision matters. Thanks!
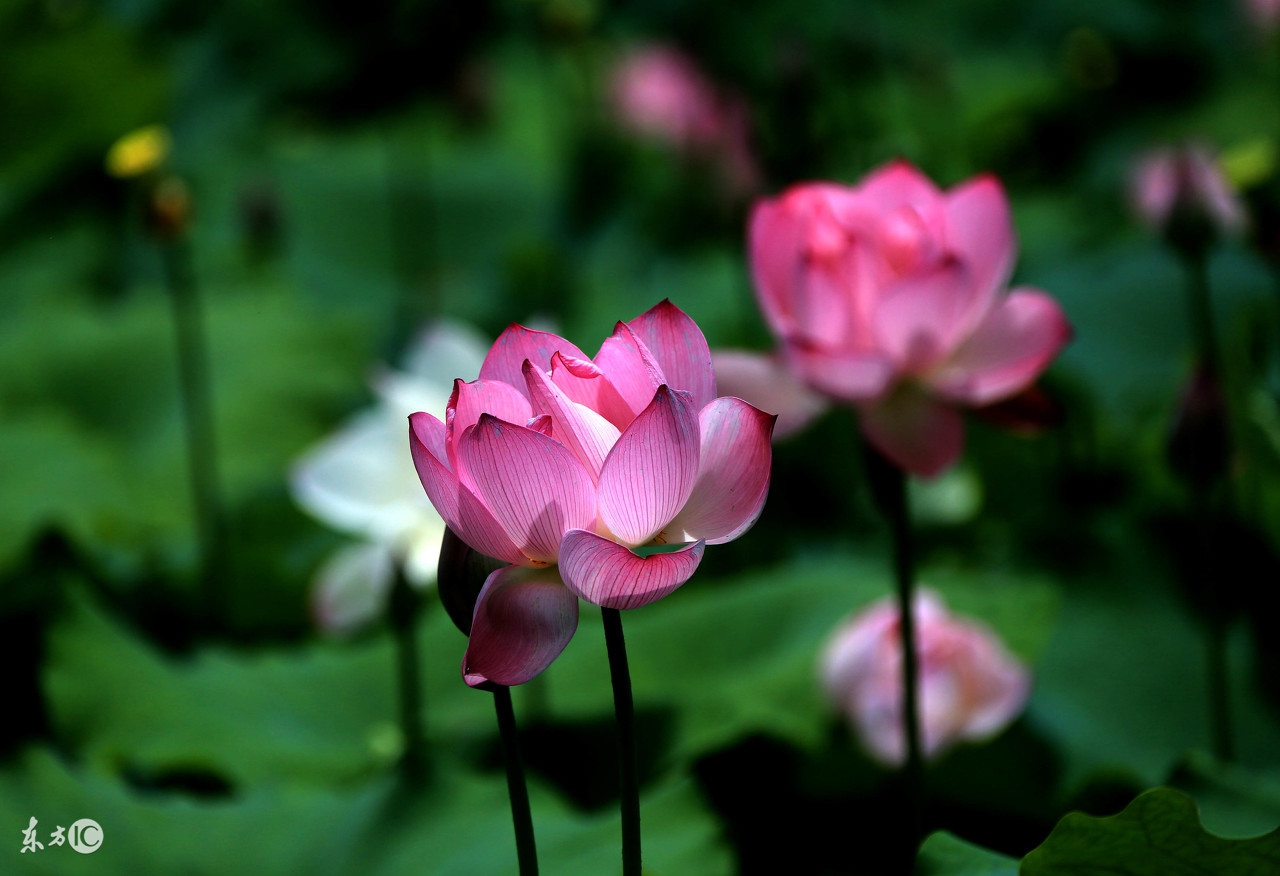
left=493, top=685, right=539, bottom=876
left=387, top=562, right=427, bottom=780
left=602, top=606, right=642, bottom=876
left=159, top=237, right=227, bottom=618
left=863, top=443, right=924, bottom=849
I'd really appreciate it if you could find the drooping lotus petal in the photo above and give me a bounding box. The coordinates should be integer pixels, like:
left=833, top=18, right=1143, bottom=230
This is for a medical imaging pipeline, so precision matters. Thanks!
left=447, top=378, right=533, bottom=467
left=408, top=412, right=527, bottom=565
left=524, top=360, right=622, bottom=477
left=593, top=323, right=667, bottom=426
left=480, top=324, right=589, bottom=400
left=455, top=415, right=596, bottom=564
left=870, top=259, right=976, bottom=374
left=711, top=350, right=829, bottom=438
left=549, top=352, right=636, bottom=429
left=559, top=529, right=706, bottom=609
left=926, top=289, right=1071, bottom=406
left=858, top=387, right=965, bottom=478
left=626, top=299, right=717, bottom=409
left=785, top=342, right=895, bottom=402
left=597, top=386, right=700, bottom=547
left=670, top=397, right=776, bottom=544
left=943, top=174, right=1015, bottom=313
left=311, top=541, right=395, bottom=636
left=462, top=564, right=580, bottom=687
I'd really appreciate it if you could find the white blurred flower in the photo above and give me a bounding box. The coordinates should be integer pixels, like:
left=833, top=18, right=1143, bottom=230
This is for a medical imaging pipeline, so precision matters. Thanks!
left=819, top=589, right=1031, bottom=767
left=291, top=320, right=488, bottom=634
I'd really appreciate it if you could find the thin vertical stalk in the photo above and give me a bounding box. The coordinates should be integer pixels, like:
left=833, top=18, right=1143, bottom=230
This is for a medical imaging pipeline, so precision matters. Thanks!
left=493, top=686, right=539, bottom=876
left=387, top=563, right=426, bottom=780
left=602, top=606, right=641, bottom=876
left=159, top=237, right=226, bottom=618
left=863, top=443, right=924, bottom=854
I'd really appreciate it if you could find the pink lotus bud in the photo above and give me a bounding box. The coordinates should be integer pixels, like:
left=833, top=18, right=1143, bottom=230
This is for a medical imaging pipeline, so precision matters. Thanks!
left=819, top=590, right=1031, bottom=767
left=729, top=160, right=1070, bottom=476
left=1129, top=145, right=1246, bottom=248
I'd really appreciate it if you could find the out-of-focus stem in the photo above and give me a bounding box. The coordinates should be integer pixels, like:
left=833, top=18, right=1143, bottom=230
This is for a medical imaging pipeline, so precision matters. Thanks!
left=387, top=562, right=426, bottom=781
left=493, top=685, right=539, bottom=876
left=159, top=236, right=227, bottom=618
left=602, top=606, right=641, bottom=876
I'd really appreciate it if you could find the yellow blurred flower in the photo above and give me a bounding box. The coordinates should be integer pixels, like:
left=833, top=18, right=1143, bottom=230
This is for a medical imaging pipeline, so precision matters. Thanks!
left=105, top=124, right=171, bottom=178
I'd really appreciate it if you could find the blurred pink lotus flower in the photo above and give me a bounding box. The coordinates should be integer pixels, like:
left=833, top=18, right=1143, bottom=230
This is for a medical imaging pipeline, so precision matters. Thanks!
left=610, top=44, right=761, bottom=193
left=1246, top=0, right=1280, bottom=32
left=1129, top=144, right=1246, bottom=240
left=820, top=590, right=1031, bottom=767
left=716, top=159, right=1070, bottom=477
left=410, top=300, right=775, bottom=687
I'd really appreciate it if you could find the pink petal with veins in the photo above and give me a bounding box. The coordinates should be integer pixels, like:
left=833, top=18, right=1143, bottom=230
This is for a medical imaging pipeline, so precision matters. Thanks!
left=462, top=565, right=579, bottom=687
left=626, top=299, right=716, bottom=409
left=596, top=386, right=700, bottom=547
left=524, top=360, right=621, bottom=478
left=559, top=529, right=705, bottom=609
left=455, top=415, right=596, bottom=564
left=480, top=324, right=589, bottom=399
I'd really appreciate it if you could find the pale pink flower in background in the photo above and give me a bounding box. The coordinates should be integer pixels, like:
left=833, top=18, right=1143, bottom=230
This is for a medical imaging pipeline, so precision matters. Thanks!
left=1129, top=144, right=1246, bottom=239
left=610, top=44, right=761, bottom=193
left=1245, top=0, right=1280, bottom=33
left=291, top=321, right=488, bottom=634
left=716, top=159, right=1070, bottom=477
left=820, top=590, right=1031, bottom=767
left=410, top=300, right=775, bottom=687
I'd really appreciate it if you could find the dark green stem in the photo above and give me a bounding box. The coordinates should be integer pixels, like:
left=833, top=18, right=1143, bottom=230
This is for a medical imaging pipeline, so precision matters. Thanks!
left=1184, top=251, right=1221, bottom=378
left=1204, top=615, right=1235, bottom=763
left=159, top=237, right=227, bottom=619
left=388, top=563, right=426, bottom=781
left=863, top=444, right=924, bottom=856
left=602, top=606, right=641, bottom=876
left=493, top=686, right=539, bottom=876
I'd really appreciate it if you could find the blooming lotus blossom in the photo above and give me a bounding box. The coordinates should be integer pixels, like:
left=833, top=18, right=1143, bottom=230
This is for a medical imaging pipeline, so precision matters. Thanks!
left=409, top=300, right=775, bottom=687
left=291, top=321, right=488, bottom=634
left=1129, top=144, right=1246, bottom=242
left=715, top=159, right=1071, bottom=477
left=820, top=590, right=1031, bottom=766
left=610, top=44, right=760, bottom=194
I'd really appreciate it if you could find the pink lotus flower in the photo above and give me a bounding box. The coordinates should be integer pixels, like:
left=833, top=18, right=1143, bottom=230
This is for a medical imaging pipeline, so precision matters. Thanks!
left=610, top=44, right=761, bottom=194
left=410, top=301, right=776, bottom=687
left=819, top=590, right=1031, bottom=767
left=1129, top=144, right=1246, bottom=240
left=717, top=160, right=1070, bottom=477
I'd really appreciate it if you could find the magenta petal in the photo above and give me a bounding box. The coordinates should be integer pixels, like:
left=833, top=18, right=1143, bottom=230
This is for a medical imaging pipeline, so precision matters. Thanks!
left=463, top=565, right=578, bottom=687
left=447, top=378, right=533, bottom=466
left=455, top=415, right=596, bottom=564
left=626, top=300, right=716, bottom=409
left=870, top=259, right=978, bottom=373
left=858, top=388, right=965, bottom=478
left=549, top=352, right=635, bottom=429
left=594, top=323, right=668, bottom=426
left=670, top=397, right=776, bottom=544
left=944, top=174, right=1015, bottom=309
left=748, top=194, right=805, bottom=340
left=785, top=342, right=895, bottom=402
left=408, top=413, right=526, bottom=565
left=854, top=159, right=942, bottom=212
left=524, top=360, right=621, bottom=477
left=927, top=289, right=1071, bottom=406
left=559, top=529, right=705, bottom=609
left=480, top=324, right=589, bottom=399
left=712, top=349, right=829, bottom=438
left=597, top=385, right=700, bottom=546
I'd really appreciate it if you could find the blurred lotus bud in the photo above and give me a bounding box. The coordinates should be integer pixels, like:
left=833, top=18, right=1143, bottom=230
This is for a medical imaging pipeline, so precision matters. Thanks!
left=1167, top=362, right=1231, bottom=486
left=105, top=124, right=171, bottom=179
left=146, top=174, right=193, bottom=239
left=437, top=526, right=507, bottom=636
left=1245, top=0, right=1280, bottom=33
left=819, top=590, right=1031, bottom=767
left=609, top=44, right=760, bottom=194
left=311, top=543, right=396, bottom=636
left=1130, top=145, right=1246, bottom=257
